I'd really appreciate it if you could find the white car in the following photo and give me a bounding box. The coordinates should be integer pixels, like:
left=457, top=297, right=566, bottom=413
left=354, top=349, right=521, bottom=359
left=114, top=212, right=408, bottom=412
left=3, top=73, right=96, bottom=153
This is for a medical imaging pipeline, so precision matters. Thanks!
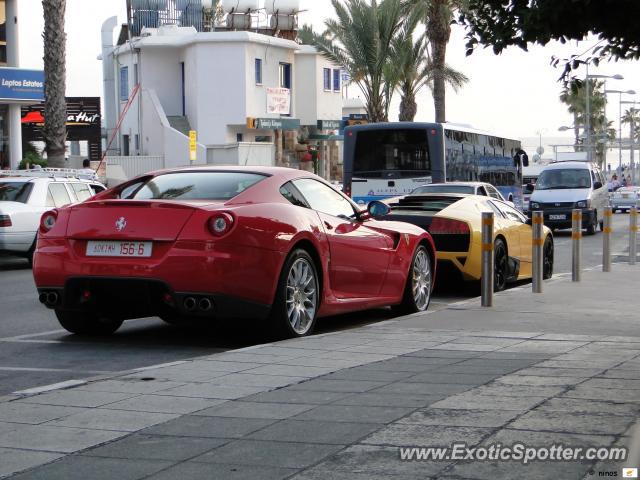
left=411, top=182, right=510, bottom=202
left=611, top=186, right=640, bottom=213
left=0, top=170, right=106, bottom=264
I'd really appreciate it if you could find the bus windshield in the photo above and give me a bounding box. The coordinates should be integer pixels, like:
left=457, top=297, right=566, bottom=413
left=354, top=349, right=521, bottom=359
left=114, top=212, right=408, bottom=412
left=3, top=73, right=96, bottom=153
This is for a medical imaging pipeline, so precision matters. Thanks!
left=353, top=129, right=430, bottom=177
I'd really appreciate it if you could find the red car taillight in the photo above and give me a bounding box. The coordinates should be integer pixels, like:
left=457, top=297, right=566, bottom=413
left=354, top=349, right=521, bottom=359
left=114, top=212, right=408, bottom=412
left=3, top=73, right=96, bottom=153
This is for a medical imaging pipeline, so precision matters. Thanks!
left=40, top=210, right=58, bottom=232
left=207, top=212, right=235, bottom=237
left=430, top=218, right=470, bottom=235
left=0, top=215, right=11, bottom=227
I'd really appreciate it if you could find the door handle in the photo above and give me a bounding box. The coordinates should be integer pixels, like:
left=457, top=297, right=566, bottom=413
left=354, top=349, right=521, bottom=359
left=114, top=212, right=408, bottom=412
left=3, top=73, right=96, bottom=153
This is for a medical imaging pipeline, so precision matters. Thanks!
left=324, top=221, right=334, bottom=230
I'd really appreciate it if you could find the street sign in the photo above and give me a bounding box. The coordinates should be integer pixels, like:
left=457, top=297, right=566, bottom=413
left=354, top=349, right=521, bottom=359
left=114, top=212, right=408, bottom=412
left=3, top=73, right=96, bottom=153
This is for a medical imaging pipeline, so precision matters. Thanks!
left=317, top=120, right=342, bottom=130
left=536, top=146, right=545, bottom=155
left=246, top=117, right=301, bottom=130
left=189, top=130, right=197, bottom=162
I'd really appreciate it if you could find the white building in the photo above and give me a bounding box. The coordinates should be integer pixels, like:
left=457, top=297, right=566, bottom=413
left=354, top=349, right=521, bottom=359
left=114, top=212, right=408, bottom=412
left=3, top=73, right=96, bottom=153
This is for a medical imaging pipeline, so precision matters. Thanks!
left=100, top=21, right=343, bottom=173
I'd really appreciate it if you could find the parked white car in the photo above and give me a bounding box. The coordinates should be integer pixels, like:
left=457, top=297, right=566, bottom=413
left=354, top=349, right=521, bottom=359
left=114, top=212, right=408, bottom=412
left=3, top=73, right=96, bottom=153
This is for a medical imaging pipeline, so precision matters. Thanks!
left=0, top=169, right=106, bottom=264
left=611, top=186, right=640, bottom=213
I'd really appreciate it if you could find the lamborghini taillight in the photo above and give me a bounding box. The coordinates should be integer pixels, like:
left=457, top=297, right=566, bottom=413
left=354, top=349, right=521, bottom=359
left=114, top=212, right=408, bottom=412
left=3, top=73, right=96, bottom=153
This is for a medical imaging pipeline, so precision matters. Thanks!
left=430, top=218, right=470, bottom=235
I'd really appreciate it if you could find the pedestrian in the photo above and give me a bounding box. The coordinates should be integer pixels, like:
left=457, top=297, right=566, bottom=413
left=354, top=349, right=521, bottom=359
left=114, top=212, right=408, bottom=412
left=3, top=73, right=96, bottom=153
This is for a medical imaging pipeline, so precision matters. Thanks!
left=78, top=159, right=97, bottom=180
left=608, top=174, right=620, bottom=192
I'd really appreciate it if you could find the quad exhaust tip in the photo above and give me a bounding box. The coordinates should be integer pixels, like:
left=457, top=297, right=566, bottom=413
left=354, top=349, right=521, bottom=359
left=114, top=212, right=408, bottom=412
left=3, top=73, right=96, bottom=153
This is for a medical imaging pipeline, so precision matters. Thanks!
left=199, top=298, right=213, bottom=312
left=184, top=297, right=197, bottom=312
left=39, top=291, right=59, bottom=306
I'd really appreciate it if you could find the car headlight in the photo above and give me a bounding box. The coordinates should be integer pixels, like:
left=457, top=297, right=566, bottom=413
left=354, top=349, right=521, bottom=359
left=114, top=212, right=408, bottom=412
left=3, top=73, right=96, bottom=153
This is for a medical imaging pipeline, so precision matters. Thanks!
left=576, top=200, right=590, bottom=208
left=530, top=202, right=541, bottom=210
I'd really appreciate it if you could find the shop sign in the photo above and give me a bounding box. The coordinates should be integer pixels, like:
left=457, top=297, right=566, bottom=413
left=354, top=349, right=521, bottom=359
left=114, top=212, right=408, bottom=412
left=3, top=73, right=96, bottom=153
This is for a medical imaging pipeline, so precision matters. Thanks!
left=0, top=68, right=45, bottom=102
left=266, top=87, right=291, bottom=115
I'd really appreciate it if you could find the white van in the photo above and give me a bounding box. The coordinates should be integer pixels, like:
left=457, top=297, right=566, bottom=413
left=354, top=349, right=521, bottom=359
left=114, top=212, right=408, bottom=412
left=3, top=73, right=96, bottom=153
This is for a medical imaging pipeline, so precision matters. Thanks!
left=528, top=161, right=608, bottom=235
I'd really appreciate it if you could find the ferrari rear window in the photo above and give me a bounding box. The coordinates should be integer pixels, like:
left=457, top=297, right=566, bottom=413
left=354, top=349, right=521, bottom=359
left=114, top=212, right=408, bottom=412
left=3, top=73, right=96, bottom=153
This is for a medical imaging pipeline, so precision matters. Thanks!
left=129, top=172, right=267, bottom=201
left=0, top=182, right=34, bottom=203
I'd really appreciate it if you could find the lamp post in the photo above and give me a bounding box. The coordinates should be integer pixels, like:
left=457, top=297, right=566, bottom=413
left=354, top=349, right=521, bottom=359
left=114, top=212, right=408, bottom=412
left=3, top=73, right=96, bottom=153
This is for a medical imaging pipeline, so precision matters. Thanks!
left=584, top=68, right=623, bottom=163
left=605, top=89, right=636, bottom=175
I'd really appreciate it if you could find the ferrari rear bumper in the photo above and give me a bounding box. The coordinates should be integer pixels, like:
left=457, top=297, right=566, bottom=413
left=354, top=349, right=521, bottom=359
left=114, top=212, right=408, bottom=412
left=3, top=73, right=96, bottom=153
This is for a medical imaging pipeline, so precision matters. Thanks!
left=37, top=277, right=271, bottom=321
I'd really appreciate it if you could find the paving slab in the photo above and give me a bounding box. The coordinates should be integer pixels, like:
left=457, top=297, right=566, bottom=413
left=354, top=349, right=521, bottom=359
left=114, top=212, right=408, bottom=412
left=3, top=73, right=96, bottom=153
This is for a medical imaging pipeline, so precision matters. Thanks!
left=0, top=423, right=127, bottom=453
left=534, top=398, right=640, bottom=417
left=45, top=409, right=178, bottom=432
left=508, top=410, right=636, bottom=436
left=192, top=439, right=344, bottom=469
left=361, top=423, right=492, bottom=447
left=145, top=462, right=296, bottom=480
left=0, top=402, right=87, bottom=425
left=80, top=434, right=228, bottom=461
left=292, top=404, right=414, bottom=424
left=247, top=419, right=383, bottom=445
left=18, top=390, right=136, bottom=408
left=241, top=389, right=351, bottom=405
left=286, top=379, right=388, bottom=393
left=291, top=444, right=451, bottom=479
left=192, top=401, right=315, bottom=420
left=398, top=408, right=521, bottom=428
left=0, top=448, right=63, bottom=479
left=8, top=456, right=173, bottom=480
left=102, top=394, right=226, bottom=414
left=141, top=415, right=276, bottom=439
left=331, top=392, right=446, bottom=408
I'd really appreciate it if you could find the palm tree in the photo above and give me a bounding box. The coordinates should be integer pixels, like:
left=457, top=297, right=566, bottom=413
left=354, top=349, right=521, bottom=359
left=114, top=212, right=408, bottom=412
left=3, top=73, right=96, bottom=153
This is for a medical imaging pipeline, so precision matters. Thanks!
left=622, top=108, right=640, bottom=142
left=392, top=28, right=468, bottom=121
left=405, top=0, right=467, bottom=123
left=309, top=0, right=406, bottom=122
left=42, top=0, right=67, bottom=168
left=559, top=79, right=609, bottom=165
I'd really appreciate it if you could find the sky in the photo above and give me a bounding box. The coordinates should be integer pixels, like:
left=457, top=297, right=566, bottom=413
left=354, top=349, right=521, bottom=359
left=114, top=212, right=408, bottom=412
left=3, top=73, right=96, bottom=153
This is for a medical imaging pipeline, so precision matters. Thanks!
left=17, top=0, right=640, bottom=166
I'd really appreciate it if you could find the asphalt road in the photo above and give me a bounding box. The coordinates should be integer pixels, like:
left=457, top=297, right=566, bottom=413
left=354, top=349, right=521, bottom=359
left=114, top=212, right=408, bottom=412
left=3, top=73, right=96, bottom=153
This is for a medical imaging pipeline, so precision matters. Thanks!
left=0, top=212, right=635, bottom=396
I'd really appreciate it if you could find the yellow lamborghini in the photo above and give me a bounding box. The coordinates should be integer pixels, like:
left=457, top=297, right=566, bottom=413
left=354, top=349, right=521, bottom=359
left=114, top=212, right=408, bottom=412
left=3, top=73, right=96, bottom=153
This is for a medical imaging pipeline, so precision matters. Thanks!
left=386, top=193, right=554, bottom=291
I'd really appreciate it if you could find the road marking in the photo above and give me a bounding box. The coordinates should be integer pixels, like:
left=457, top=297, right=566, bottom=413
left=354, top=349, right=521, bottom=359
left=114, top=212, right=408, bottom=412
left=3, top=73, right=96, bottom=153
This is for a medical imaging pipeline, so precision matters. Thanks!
left=14, top=379, right=88, bottom=395
left=0, top=339, right=65, bottom=344
left=0, top=329, right=67, bottom=342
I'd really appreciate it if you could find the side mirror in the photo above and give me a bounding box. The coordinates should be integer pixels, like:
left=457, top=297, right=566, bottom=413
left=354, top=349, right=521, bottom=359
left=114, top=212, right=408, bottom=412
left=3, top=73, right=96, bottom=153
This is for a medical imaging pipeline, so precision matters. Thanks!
left=524, top=183, right=534, bottom=194
left=594, top=181, right=603, bottom=190
left=367, top=200, right=391, bottom=219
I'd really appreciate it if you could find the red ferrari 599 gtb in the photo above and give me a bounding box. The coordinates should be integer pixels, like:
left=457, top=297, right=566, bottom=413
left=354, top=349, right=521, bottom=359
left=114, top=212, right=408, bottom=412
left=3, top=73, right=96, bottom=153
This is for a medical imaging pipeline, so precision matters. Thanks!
left=33, top=167, right=436, bottom=338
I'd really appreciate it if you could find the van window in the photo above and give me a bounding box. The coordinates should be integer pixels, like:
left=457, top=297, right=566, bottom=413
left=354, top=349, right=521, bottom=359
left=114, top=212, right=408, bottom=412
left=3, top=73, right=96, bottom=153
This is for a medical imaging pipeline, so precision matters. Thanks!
left=536, top=169, right=591, bottom=190
left=71, top=183, right=93, bottom=201
left=47, top=183, right=72, bottom=207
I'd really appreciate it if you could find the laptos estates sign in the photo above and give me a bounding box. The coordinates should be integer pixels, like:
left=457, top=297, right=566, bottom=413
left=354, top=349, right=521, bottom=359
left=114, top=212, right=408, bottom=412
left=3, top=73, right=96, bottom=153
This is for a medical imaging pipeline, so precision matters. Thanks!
left=0, top=68, right=45, bottom=102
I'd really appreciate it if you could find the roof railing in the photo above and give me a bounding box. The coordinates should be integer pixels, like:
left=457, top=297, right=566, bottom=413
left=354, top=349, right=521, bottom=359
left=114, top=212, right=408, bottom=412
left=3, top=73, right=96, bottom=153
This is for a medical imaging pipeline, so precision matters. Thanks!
left=0, top=168, right=98, bottom=181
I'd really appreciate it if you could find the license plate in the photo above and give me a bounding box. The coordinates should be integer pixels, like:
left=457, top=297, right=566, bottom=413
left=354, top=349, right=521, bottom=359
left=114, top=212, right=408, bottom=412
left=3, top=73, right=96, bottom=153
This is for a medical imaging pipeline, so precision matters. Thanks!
left=549, top=214, right=566, bottom=220
left=623, top=194, right=630, bottom=198
left=86, top=241, right=153, bottom=258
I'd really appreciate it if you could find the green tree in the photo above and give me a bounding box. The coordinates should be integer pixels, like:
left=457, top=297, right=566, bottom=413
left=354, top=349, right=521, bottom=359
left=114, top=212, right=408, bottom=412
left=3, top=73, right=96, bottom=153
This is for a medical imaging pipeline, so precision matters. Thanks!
left=42, top=0, right=67, bottom=168
left=622, top=109, right=640, bottom=143
left=459, top=0, right=640, bottom=77
left=308, top=0, right=406, bottom=122
left=559, top=80, right=611, bottom=167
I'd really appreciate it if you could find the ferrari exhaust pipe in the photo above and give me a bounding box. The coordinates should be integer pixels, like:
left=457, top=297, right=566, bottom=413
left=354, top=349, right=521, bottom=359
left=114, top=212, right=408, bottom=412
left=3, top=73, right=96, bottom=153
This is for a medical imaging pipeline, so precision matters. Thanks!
left=199, top=298, right=213, bottom=312
left=184, top=297, right=197, bottom=312
left=47, top=292, right=59, bottom=306
left=39, top=293, right=48, bottom=304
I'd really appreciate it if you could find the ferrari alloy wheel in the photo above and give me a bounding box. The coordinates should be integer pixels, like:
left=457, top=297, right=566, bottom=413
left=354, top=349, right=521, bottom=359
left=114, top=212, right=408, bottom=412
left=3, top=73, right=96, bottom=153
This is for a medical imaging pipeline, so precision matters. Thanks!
left=543, top=236, right=554, bottom=280
left=271, top=249, right=319, bottom=338
left=394, top=245, right=432, bottom=315
left=55, top=310, right=123, bottom=336
left=411, top=247, right=432, bottom=311
left=494, top=239, right=508, bottom=292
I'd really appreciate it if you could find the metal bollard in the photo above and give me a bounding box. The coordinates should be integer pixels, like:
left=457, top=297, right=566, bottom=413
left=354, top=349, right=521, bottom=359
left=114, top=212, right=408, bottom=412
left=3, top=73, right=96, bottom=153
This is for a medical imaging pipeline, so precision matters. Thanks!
left=631, top=206, right=638, bottom=266
left=481, top=212, right=494, bottom=307
left=531, top=211, right=544, bottom=293
left=572, top=209, right=582, bottom=282
left=602, top=206, right=613, bottom=272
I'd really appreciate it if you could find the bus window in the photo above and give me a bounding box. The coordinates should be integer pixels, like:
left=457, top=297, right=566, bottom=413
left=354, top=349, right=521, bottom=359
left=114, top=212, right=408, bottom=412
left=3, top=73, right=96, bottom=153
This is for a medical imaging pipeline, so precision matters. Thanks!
left=353, top=129, right=430, bottom=177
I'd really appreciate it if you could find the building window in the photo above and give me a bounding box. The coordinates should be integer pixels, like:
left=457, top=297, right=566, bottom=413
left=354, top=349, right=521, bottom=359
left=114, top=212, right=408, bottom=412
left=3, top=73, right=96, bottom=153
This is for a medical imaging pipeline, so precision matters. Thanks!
left=120, top=66, right=129, bottom=101
left=323, top=68, right=331, bottom=91
left=122, top=134, right=130, bottom=156
left=133, top=64, right=139, bottom=85
left=134, top=134, right=140, bottom=152
left=333, top=69, right=341, bottom=92
left=255, top=58, right=262, bottom=85
left=279, top=63, right=291, bottom=89
left=236, top=133, right=244, bottom=142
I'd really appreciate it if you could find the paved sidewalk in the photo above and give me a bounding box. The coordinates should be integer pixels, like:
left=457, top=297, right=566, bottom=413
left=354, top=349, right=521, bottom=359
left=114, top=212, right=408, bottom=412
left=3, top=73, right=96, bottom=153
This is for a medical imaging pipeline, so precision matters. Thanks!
left=1, top=264, right=640, bottom=479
